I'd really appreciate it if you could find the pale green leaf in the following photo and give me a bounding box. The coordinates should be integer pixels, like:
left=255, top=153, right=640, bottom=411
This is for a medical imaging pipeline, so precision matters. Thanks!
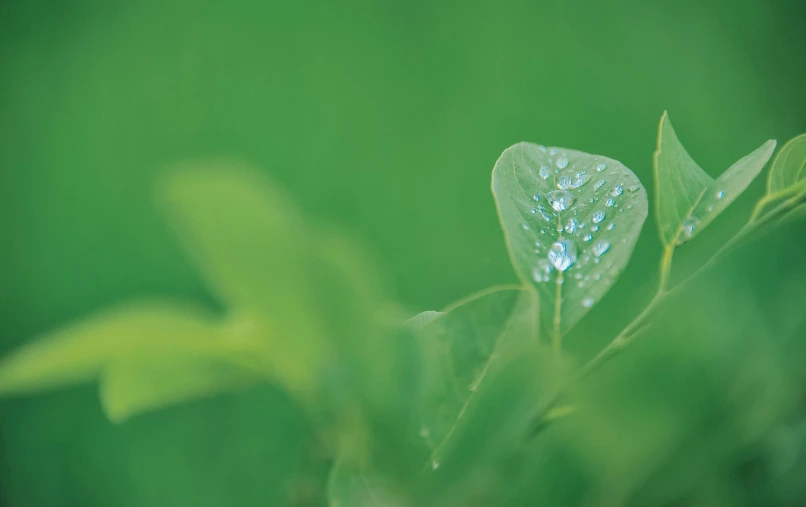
left=161, top=165, right=334, bottom=397
left=0, top=301, right=223, bottom=396
left=100, top=347, right=265, bottom=423
left=654, top=112, right=776, bottom=246
left=492, top=143, right=648, bottom=341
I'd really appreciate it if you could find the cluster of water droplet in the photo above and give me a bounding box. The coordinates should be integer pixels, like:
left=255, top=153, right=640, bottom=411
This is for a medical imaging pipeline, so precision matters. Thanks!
left=521, top=147, right=645, bottom=310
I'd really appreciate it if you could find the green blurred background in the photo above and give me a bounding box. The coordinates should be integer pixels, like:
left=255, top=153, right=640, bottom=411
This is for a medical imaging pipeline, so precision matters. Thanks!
left=1, top=0, right=805, bottom=505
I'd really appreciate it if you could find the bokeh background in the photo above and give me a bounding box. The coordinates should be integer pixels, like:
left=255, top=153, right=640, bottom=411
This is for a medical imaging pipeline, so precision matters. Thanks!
left=1, top=0, right=805, bottom=505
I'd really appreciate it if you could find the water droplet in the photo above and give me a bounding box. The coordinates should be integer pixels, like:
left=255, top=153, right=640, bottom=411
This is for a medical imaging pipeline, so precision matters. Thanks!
left=531, top=208, right=537, bottom=214
left=716, top=190, right=725, bottom=199
left=532, top=260, right=552, bottom=283
left=522, top=224, right=530, bottom=230
left=593, top=179, right=606, bottom=191
left=582, top=297, right=594, bottom=308
left=420, top=427, right=431, bottom=438
left=678, top=217, right=700, bottom=244
left=610, top=185, right=623, bottom=197
left=605, top=198, right=616, bottom=207
left=432, top=460, right=440, bottom=470
left=596, top=163, right=608, bottom=172
left=538, top=145, right=547, bottom=152
left=707, top=204, right=714, bottom=212
left=539, top=166, right=551, bottom=179
left=556, top=157, right=569, bottom=169
left=569, top=172, right=590, bottom=189
left=629, top=185, right=639, bottom=193
left=557, top=177, right=572, bottom=190
left=591, top=225, right=600, bottom=232
left=565, top=217, right=578, bottom=233
left=573, top=272, right=583, bottom=280
left=549, top=148, right=558, bottom=156
left=548, top=239, right=578, bottom=272
left=593, top=240, right=610, bottom=257
left=533, top=194, right=540, bottom=201
left=607, top=223, right=615, bottom=230
left=583, top=234, right=593, bottom=242
left=592, top=210, right=606, bottom=223
left=547, top=190, right=574, bottom=212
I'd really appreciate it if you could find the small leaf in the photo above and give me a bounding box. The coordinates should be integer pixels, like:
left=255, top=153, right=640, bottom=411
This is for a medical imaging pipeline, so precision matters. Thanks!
left=754, top=133, right=806, bottom=222
left=654, top=112, right=776, bottom=246
left=492, top=143, right=648, bottom=340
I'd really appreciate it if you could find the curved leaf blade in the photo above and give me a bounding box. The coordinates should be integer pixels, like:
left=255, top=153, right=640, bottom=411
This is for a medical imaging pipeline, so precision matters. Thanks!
left=492, top=143, right=648, bottom=340
left=413, top=287, right=539, bottom=465
left=0, top=301, right=222, bottom=396
left=754, top=134, right=806, bottom=222
left=654, top=112, right=776, bottom=245
left=767, top=133, right=806, bottom=196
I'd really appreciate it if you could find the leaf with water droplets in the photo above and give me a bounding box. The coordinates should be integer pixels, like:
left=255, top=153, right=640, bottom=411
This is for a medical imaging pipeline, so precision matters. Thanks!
left=654, top=112, right=776, bottom=246
left=753, top=133, right=806, bottom=223
left=492, top=143, right=648, bottom=341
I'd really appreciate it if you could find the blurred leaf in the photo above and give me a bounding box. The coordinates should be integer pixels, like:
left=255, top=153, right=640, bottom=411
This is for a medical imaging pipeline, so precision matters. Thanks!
left=99, top=341, right=265, bottom=423
left=160, top=165, right=330, bottom=396
left=753, top=134, right=806, bottom=223
left=414, top=287, right=536, bottom=460
left=653, top=112, right=776, bottom=246
left=0, top=301, right=230, bottom=395
left=327, top=460, right=406, bottom=507
left=492, top=143, right=648, bottom=341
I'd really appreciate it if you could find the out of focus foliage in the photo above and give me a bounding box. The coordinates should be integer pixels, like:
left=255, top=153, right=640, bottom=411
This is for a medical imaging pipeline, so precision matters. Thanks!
left=1, top=1, right=806, bottom=506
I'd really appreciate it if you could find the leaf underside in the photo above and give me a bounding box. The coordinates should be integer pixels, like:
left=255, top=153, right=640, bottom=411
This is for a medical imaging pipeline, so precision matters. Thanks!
left=654, top=112, right=776, bottom=246
left=492, top=143, right=648, bottom=338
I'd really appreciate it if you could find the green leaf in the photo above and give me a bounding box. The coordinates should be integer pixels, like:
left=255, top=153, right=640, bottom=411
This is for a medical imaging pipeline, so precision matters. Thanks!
left=0, top=301, right=226, bottom=395
left=414, top=287, right=539, bottom=468
left=99, top=338, right=266, bottom=423
left=492, top=143, right=648, bottom=342
left=160, top=165, right=330, bottom=395
left=326, top=460, right=405, bottom=507
left=753, top=133, right=806, bottom=222
left=654, top=112, right=776, bottom=246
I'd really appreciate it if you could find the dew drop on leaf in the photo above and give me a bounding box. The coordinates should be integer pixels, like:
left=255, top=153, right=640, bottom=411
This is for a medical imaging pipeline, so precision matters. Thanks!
left=605, top=198, right=616, bottom=207
left=547, top=190, right=574, bottom=211
left=532, top=260, right=552, bottom=283
left=539, top=166, right=551, bottom=179
left=556, top=157, right=569, bottom=169
left=607, top=223, right=615, bottom=230
left=594, top=179, right=606, bottom=191
left=596, top=163, right=608, bottom=172
left=557, top=177, right=572, bottom=190
left=677, top=217, right=700, bottom=244
left=565, top=217, right=578, bottom=233
left=548, top=239, right=578, bottom=272
left=582, top=297, right=594, bottom=308
left=610, top=185, right=623, bottom=197
left=593, top=240, right=610, bottom=257
left=583, top=234, right=593, bottom=242
left=716, top=190, right=725, bottom=199
left=592, top=210, right=606, bottom=223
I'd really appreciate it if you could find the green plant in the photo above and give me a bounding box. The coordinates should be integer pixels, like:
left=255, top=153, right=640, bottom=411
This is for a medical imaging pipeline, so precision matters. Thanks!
left=1, top=115, right=805, bottom=506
